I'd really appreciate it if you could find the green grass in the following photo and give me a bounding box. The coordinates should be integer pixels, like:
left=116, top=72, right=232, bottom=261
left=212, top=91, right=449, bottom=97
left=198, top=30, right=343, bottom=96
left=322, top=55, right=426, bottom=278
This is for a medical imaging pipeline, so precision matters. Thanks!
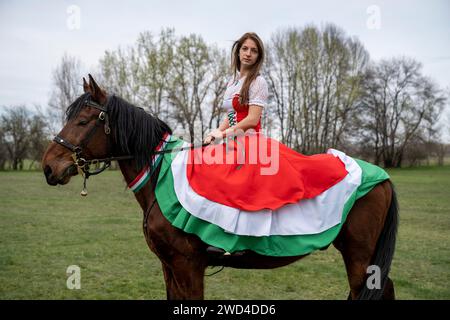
left=0, top=166, right=449, bottom=299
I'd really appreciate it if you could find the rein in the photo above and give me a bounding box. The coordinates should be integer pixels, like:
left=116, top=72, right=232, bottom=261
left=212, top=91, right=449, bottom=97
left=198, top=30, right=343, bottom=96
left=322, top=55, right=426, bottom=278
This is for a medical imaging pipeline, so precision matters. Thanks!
left=53, top=96, right=214, bottom=196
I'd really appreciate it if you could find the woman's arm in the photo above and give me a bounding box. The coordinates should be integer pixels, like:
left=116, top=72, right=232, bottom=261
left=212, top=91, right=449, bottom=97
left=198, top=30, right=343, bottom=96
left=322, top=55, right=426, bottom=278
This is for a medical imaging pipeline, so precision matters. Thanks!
left=223, top=105, right=262, bottom=136
left=218, top=116, right=230, bottom=131
left=204, top=105, right=262, bottom=142
left=203, top=115, right=230, bottom=143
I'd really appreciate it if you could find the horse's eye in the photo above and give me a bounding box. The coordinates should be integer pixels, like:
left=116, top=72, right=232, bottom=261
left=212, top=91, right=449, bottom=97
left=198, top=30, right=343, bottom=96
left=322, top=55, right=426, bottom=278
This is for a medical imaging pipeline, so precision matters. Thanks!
left=78, top=119, right=88, bottom=126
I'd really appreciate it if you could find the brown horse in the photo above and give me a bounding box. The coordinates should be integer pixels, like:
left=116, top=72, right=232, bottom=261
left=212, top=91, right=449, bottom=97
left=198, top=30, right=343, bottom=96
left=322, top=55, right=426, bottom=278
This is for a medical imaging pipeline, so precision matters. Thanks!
left=42, top=75, right=398, bottom=300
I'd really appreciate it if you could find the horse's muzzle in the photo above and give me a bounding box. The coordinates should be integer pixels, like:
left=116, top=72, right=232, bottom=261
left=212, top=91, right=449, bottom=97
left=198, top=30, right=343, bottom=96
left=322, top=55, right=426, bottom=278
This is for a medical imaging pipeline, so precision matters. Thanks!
left=44, top=164, right=78, bottom=185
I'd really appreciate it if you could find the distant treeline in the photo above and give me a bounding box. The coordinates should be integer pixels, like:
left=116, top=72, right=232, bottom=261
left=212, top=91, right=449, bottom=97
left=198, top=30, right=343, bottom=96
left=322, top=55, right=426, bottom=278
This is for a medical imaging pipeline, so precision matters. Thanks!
left=1, top=24, right=448, bottom=170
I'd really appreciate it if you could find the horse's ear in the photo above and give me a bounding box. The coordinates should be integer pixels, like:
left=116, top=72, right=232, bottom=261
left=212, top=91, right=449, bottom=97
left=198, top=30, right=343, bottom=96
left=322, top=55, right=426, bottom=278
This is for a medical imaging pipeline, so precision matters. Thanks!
left=83, top=77, right=91, bottom=93
left=88, top=74, right=107, bottom=104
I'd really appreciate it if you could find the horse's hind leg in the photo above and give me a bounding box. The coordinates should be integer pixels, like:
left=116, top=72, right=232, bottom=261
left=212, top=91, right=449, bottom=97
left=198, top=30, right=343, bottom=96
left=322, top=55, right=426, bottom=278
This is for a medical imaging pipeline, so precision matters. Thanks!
left=339, top=251, right=395, bottom=300
left=333, top=181, right=395, bottom=300
left=382, top=277, right=395, bottom=300
left=339, top=252, right=374, bottom=300
left=346, top=279, right=394, bottom=300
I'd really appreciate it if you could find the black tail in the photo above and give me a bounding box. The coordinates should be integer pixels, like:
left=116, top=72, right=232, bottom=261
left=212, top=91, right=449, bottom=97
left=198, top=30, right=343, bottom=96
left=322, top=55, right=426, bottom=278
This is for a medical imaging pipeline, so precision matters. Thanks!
left=357, top=181, right=399, bottom=300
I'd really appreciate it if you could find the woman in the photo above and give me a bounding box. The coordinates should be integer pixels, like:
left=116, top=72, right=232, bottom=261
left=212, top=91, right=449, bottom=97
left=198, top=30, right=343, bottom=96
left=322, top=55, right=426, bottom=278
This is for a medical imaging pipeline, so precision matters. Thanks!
left=202, top=32, right=268, bottom=256
left=198, top=33, right=349, bottom=257
left=204, top=32, right=268, bottom=144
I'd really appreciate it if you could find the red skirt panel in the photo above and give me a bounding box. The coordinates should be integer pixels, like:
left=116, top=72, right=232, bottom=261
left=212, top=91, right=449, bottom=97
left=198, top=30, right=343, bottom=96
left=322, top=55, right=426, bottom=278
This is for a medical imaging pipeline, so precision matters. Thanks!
left=186, top=133, right=348, bottom=211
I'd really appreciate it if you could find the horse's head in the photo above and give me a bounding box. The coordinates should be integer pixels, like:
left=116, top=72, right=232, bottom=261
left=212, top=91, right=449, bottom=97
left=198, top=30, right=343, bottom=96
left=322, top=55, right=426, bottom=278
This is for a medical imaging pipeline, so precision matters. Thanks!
left=42, top=74, right=110, bottom=186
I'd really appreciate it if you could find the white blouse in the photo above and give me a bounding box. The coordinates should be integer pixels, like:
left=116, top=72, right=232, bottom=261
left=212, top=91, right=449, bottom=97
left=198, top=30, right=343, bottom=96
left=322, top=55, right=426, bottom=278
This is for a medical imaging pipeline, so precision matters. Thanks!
left=222, top=75, right=269, bottom=111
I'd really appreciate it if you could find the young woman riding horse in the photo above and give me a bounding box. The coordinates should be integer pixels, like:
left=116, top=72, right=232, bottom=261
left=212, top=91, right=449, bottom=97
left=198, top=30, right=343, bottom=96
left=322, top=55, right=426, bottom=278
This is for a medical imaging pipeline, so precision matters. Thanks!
left=42, top=32, right=398, bottom=300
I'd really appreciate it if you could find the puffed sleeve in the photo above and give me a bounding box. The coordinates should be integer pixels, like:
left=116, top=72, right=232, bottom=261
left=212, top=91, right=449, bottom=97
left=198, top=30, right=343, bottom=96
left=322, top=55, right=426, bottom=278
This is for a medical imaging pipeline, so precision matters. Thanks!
left=248, top=76, right=269, bottom=107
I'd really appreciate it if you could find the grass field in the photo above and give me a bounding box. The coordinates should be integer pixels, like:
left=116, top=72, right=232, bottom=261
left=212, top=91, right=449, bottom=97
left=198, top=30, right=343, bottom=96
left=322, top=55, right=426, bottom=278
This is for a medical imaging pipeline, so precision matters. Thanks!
left=0, top=165, right=449, bottom=300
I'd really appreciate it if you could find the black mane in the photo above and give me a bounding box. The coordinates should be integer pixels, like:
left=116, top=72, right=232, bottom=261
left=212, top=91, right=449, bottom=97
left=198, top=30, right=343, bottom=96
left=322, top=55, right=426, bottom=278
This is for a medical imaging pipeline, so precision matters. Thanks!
left=66, top=93, right=172, bottom=171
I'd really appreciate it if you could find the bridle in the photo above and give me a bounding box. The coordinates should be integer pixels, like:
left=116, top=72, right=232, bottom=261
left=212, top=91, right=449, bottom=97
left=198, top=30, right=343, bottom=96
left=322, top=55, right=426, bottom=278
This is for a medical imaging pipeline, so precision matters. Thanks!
left=53, top=96, right=214, bottom=196
left=53, top=97, right=136, bottom=195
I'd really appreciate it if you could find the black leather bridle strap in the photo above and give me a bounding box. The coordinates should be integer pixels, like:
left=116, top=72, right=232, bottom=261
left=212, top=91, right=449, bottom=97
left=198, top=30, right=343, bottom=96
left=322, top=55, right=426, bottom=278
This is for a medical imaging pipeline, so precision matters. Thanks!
left=53, top=135, right=81, bottom=153
left=53, top=116, right=103, bottom=154
left=85, top=100, right=107, bottom=112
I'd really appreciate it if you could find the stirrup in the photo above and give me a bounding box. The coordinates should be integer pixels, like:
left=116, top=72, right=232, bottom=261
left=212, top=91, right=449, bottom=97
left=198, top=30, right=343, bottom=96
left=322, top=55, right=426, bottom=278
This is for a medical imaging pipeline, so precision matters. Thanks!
left=206, top=246, right=246, bottom=257
left=206, top=246, right=226, bottom=256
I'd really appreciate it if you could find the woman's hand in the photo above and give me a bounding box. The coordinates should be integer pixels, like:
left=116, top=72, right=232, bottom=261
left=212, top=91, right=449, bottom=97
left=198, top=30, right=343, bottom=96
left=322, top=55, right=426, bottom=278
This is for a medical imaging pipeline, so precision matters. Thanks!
left=203, top=135, right=214, bottom=144
left=203, top=129, right=223, bottom=144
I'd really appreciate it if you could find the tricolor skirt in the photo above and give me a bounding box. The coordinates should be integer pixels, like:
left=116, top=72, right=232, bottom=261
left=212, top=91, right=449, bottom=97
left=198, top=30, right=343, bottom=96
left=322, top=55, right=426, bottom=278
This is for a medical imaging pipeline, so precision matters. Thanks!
left=149, top=133, right=389, bottom=257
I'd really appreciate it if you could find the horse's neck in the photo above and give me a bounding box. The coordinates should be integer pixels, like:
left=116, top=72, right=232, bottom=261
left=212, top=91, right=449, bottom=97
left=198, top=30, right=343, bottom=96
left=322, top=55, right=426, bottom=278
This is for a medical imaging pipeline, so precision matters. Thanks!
left=118, top=160, right=155, bottom=212
left=115, top=130, right=173, bottom=213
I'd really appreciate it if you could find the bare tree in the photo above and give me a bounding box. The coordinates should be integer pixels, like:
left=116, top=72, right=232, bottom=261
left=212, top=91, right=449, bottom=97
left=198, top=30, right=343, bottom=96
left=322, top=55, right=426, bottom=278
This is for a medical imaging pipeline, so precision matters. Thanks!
left=359, top=57, right=446, bottom=167
left=265, top=28, right=300, bottom=146
left=167, top=34, right=215, bottom=142
left=135, top=28, right=176, bottom=119
left=48, top=53, right=83, bottom=128
left=207, top=46, right=228, bottom=131
left=99, top=47, right=139, bottom=104
left=265, top=24, right=369, bottom=154
left=435, top=143, right=448, bottom=166
left=1, top=106, right=31, bottom=170
left=98, top=29, right=228, bottom=141
left=0, top=125, right=7, bottom=170
left=28, top=113, right=49, bottom=169
left=99, top=30, right=176, bottom=119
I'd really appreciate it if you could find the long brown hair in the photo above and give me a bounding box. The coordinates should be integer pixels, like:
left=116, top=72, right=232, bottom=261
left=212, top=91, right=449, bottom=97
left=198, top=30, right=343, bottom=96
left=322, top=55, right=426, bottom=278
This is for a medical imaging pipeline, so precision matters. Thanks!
left=231, top=32, right=265, bottom=105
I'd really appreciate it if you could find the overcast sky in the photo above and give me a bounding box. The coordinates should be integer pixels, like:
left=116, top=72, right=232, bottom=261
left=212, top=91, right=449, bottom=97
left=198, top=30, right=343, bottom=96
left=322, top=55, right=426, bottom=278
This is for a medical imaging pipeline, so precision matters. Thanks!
left=1, top=0, right=449, bottom=136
